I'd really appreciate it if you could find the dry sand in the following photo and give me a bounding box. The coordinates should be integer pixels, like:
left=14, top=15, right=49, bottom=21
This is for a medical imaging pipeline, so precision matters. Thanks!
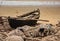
left=0, top=4, right=60, bottom=41
left=0, top=6, right=60, bottom=24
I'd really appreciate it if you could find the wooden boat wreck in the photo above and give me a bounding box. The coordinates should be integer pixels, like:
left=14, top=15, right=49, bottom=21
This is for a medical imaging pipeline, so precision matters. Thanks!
left=8, top=9, right=40, bottom=28
left=8, top=9, right=49, bottom=29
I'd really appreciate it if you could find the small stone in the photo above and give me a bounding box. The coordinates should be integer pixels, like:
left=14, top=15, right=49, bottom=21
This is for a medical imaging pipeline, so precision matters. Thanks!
left=4, top=35, right=24, bottom=41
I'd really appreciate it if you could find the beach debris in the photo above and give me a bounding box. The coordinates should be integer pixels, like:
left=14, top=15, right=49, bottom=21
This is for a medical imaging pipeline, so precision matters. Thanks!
left=4, top=35, right=24, bottom=41
left=7, top=29, right=25, bottom=38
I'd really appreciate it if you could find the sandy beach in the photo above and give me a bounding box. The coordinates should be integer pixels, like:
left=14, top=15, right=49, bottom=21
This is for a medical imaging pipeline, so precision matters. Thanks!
left=0, top=6, right=60, bottom=24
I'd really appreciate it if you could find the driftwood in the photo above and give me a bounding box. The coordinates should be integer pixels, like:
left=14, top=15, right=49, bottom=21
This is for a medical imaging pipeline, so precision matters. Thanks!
left=17, top=9, right=40, bottom=18
left=16, top=18, right=49, bottom=22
